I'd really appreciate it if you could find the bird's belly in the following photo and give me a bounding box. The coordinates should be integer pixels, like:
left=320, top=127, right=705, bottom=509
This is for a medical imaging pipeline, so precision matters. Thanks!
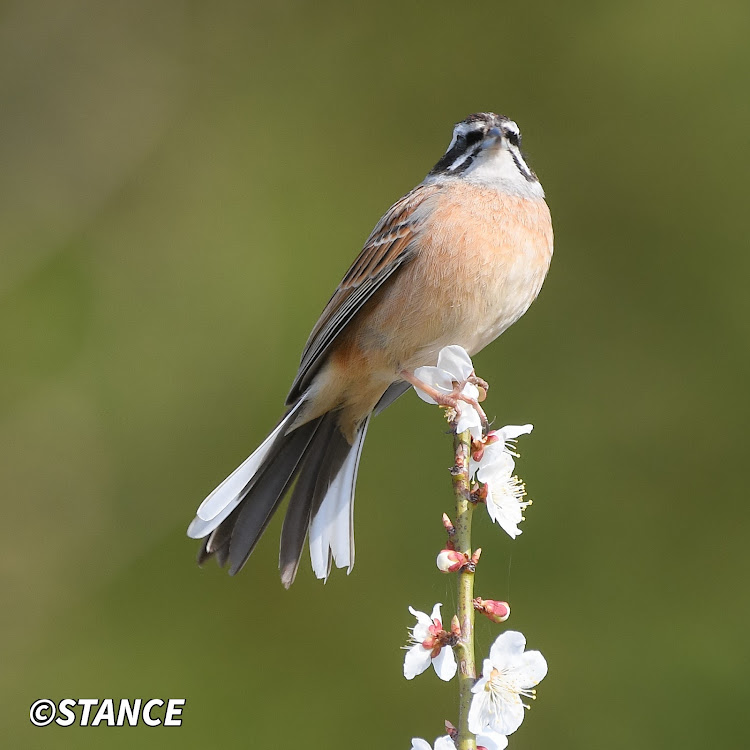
left=372, top=187, right=553, bottom=372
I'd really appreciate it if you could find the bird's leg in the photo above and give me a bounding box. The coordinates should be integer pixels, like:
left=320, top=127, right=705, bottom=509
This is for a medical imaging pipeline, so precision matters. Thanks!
left=454, top=385, right=489, bottom=427
left=400, top=370, right=489, bottom=427
left=400, top=370, right=460, bottom=407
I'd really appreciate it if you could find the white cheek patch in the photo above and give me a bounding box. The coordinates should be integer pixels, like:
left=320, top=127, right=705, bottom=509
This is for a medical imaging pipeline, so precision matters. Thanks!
left=447, top=148, right=475, bottom=171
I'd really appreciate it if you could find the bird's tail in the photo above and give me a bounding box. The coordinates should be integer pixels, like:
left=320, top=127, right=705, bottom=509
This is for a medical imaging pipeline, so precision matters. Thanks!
left=187, top=399, right=370, bottom=587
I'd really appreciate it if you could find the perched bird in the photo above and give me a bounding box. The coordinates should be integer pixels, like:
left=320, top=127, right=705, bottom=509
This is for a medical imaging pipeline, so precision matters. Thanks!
left=187, top=112, right=553, bottom=587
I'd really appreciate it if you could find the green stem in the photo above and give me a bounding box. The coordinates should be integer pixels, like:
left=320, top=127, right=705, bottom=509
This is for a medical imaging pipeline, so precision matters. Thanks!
left=452, top=428, right=476, bottom=750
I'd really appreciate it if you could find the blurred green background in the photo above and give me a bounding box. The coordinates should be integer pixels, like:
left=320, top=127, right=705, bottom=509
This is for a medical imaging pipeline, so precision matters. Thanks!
left=3, top=0, right=749, bottom=747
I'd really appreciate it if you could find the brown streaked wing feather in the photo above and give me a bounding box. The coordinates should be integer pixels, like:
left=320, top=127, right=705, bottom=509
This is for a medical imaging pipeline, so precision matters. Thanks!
left=286, top=182, right=441, bottom=403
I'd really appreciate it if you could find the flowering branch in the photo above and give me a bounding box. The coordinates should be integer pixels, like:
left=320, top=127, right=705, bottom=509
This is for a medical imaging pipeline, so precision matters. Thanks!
left=405, top=345, right=547, bottom=750
left=452, top=427, right=477, bottom=750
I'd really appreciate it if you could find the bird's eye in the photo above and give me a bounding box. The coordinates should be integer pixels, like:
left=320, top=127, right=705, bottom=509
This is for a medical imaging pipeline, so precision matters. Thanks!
left=464, top=130, right=483, bottom=146
left=505, top=130, right=521, bottom=146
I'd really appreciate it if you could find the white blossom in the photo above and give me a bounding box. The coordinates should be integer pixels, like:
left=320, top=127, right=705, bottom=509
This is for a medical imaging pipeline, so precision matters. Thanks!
left=471, top=424, right=533, bottom=475
left=476, top=729, right=509, bottom=750
left=403, top=603, right=457, bottom=682
left=468, top=631, right=547, bottom=736
left=410, top=737, right=455, bottom=750
left=472, top=425, right=533, bottom=539
left=412, top=345, right=483, bottom=437
left=410, top=730, right=507, bottom=750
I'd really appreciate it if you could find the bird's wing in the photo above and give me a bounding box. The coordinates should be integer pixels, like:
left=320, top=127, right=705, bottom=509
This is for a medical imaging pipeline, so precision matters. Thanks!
left=286, top=181, right=441, bottom=403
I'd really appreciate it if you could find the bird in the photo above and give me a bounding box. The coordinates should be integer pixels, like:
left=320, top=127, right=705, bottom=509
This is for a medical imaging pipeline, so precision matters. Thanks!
left=187, top=112, right=553, bottom=588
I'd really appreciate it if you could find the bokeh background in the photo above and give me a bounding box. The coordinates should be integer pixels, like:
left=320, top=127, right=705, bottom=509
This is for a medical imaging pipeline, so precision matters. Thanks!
left=3, top=0, right=749, bottom=747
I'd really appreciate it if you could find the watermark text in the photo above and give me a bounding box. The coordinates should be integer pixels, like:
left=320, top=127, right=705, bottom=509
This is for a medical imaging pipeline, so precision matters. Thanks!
left=30, top=698, right=185, bottom=727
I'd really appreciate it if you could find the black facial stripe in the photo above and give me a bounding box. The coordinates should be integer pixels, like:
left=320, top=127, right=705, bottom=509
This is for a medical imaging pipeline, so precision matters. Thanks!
left=505, top=131, right=521, bottom=147
left=429, top=142, right=482, bottom=175
left=509, top=149, right=535, bottom=182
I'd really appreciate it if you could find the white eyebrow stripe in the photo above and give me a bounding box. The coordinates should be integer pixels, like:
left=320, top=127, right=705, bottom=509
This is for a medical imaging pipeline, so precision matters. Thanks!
left=504, top=120, right=520, bottom=136
left=454, top=121, right=484, bottom=137
left=442, top=121, right=486, bottom=164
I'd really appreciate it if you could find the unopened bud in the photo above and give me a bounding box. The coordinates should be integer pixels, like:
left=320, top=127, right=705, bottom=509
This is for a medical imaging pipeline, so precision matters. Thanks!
left=473, top=597, right=511, bottom=623
left=471, top=437, right=485, bottom=462
left=450, top=615, right=461, bottom=637
left=442, top=513, right=456, bottom=537
left=445, top=720, right=457, bottom=739
left=471, top=547, right=482, bottom=566
left=436, top=549, right=466, bottom=573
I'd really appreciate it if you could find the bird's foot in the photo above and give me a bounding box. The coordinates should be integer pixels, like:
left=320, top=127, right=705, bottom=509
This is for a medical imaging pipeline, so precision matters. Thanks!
left=400, top=370, right=489, bottom=428
left=467, top=374, right=489, bottom=402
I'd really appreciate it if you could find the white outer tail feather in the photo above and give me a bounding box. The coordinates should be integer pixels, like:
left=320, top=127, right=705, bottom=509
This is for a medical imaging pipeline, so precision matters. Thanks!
left=309, top=417, right=370, bottom=581
left=186, top=399, right=306, bottom=540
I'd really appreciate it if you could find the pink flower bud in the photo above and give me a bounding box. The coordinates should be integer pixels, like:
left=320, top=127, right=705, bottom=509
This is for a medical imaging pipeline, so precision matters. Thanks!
left=436, top=549, right=466, bottom=573
left=442, top=512, right=456, bottom=537
left=473, top=597, right=511, bottom=623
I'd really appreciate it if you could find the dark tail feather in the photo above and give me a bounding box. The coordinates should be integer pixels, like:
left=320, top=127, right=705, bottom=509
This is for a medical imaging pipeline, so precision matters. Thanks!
left=195, top=415, right=319, bottom=573
left=197, top=504, right=240, bottom=567
left=279, top=414, right=350, bottom=588
left=374, top=381, right=410, bottom=414
left=226, top=417, right=321, bottom=575
left=193, top=409, right=369, bottom=584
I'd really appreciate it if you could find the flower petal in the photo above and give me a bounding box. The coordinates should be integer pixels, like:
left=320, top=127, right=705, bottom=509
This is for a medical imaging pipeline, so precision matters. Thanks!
left=461, top=382, right=480, bottom=401
left=471, top=678, right=525, bottom=736
left=476, top=449, right=515, bottom=484
left=404, top=643, right=432, bottom=679
left=437, top=345, right=474, bottom=381
left=485, top=483, right=524, bottom=539
left=434, top=737, right=456, bottom=750
left=412, top=366, right=454, bottom=404
left=468, top=687, right=491, bottom=734
left=455, top=403, right=482, bottom=435
left=494, top=512, right=522, bottom=539
left=431, top=644, right=457, bottom=681
left=410, top=740, right=433, bottom=750
left=472, top=661, right=493, bottom=692
left=409, top=605, right=433, bottom=640
left=477, top=729, right=509, bottom=750
left=489, top=631, right=527, bottom=667
left=517, top=649, right=548, bottom=687
left=408, top=605, right=431, bottom=623
left=497, top=424, right=533, bottom=441
left=491, top=698, right=525, bottom=736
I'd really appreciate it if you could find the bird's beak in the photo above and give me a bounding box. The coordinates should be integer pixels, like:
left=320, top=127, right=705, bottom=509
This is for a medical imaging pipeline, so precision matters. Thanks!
left=482, top=127, right=504, bottom=150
